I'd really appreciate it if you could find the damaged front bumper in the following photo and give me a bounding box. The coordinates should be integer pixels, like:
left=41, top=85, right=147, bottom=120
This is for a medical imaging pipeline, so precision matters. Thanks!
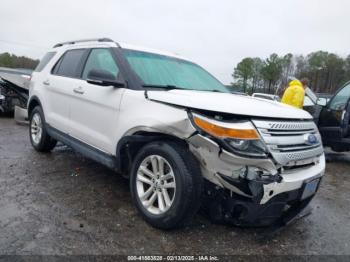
left=187, top=134, right=325, bottom=226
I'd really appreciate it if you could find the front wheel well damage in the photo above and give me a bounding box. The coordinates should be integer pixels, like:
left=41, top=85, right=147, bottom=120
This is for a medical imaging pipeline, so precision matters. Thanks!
left=116, top=131, right=188, bottom=177
left=28, top=97, right=42, bottom=116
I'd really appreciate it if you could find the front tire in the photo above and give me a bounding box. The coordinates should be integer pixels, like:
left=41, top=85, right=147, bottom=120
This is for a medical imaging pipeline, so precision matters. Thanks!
left=29, top=106, right=57, bottom=152
left=130, top=141, right=202, bottom=229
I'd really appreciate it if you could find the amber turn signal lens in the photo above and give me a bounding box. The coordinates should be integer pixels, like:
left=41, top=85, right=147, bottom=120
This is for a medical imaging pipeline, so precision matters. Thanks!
left=193, top=116, right=260, bottom=140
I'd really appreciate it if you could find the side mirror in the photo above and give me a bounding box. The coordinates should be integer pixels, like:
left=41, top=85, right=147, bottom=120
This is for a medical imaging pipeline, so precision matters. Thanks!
left=87, top=69, right=125, bottom=88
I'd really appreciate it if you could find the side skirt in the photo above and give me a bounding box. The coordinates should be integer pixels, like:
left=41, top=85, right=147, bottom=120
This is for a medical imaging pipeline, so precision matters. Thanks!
left=46, top=124, right=119, bottom=171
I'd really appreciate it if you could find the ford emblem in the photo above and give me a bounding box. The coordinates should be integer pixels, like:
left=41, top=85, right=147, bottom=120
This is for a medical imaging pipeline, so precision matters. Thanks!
left=304, top=134, right=318, bottom=145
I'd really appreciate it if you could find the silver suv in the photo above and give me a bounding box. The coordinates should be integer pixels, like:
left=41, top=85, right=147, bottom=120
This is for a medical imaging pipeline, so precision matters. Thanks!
left=28, top=38, right=325, bottom=229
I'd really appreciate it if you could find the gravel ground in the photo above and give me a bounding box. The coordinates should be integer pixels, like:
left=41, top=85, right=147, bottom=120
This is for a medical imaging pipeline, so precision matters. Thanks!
left=0, top=117, right=350, bottom=256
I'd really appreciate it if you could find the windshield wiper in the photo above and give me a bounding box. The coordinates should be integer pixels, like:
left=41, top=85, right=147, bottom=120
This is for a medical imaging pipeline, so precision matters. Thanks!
left=193, top=89, right=226, bottom=93
left=142, top=85, right=227, bottom=93
left=142, top=84, right=186, bottom=90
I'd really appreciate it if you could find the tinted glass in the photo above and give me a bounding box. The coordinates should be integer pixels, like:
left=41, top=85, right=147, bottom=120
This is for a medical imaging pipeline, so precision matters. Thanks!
left=82, top=49, right=119, bottom=79
left=35, top=52, right=56, bottom=72
left=123, top=49, right=229, bottom=93
left=55, top=49, right=85, bottom=78
left=329, top=83, right=350, bottom=111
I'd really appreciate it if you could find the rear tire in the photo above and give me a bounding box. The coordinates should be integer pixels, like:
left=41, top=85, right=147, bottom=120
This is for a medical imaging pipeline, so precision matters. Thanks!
left=130, top=141, right=202, bottom=229
left=29, top=106, right=57, bottom=152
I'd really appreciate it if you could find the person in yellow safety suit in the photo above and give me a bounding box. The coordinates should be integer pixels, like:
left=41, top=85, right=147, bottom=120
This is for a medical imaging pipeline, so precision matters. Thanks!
left=281, top=79, right=307, bottom=109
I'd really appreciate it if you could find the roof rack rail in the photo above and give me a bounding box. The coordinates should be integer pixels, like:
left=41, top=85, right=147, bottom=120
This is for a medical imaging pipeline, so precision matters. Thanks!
left=53, top=38, right=118, bottom=48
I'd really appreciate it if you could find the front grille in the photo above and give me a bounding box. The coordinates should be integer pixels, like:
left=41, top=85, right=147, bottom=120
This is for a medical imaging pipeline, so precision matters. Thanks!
left=276, top=143, right=320, bottom=152
left=252, top=120, right=323, bottom=166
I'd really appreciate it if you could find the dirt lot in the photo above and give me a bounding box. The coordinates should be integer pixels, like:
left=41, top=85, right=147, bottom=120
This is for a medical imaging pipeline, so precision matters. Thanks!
left=1, top=117, right=350, bottom=256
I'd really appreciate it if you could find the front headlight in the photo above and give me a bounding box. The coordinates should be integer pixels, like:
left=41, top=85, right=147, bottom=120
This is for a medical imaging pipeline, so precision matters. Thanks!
left=191, top=113, right=267, bottom=158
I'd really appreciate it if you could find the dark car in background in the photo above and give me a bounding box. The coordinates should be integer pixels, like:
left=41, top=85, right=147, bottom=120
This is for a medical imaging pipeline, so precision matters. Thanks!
left=251, top=83, right=350, bottom=153
left=318, top=81, right=350, bottom=152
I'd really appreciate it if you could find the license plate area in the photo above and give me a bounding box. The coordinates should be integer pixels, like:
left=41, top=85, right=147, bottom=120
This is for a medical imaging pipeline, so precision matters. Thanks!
left=301, top=178, right=320, bottom=200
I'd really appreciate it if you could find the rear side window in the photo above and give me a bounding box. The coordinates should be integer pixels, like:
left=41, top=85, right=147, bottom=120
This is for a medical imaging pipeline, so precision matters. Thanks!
left=53, top=49, right=86, bottom=78
left=35, top=52, right=56, bottom=72
left=82, top=49, right=119, bottom=79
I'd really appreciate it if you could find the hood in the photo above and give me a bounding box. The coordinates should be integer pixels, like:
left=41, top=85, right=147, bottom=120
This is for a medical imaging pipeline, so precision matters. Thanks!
left=147, top=90, right=312, bottom=119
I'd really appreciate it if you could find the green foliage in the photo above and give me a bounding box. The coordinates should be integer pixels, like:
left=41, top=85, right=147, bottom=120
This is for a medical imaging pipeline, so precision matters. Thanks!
left=0, top=52, right=39, bottom=69
left=251, top=58, right=264, bottom=93
left=233, top=57, right=254, bottom=93
left=260, top=53, right=283, bottom=93
left=345, top=55, right=350, bottom=78
left=232, top=57, right=265, bottom=94
left=232, top=51, right=350, bottom=95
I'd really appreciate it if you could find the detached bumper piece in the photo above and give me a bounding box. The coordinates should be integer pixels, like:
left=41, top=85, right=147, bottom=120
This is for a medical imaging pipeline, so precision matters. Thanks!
left=203, top=179, right=319, bottom=227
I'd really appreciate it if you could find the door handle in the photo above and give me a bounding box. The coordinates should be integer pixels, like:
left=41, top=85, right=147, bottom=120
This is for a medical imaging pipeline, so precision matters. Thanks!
left=43, top=80, right=50, bottom=86
left=342, top=110, right=346, bottom=121
left=73, top=87, right=85, bottom=94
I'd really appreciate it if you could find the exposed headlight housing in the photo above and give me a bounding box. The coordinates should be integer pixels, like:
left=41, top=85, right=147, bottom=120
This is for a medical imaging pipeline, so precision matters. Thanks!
left=191, top=113, right=267, bottom=158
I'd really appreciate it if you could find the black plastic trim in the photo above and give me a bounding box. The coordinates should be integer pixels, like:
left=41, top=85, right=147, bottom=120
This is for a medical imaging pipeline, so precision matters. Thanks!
left=46, top=124, right=118, bottom=170
left=111, top=48, right=144, bottom=90
left=53, top=38, right=116, bottom=48
left=27, top=96, right=42, bottom=113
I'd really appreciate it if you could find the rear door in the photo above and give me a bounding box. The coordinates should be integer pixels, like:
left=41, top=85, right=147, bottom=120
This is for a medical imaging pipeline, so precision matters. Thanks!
left=318, top=82, right=350, bottom=142
left=68, top=48, right=125, bottom=154
left=44, top=49, right=88, bottom=133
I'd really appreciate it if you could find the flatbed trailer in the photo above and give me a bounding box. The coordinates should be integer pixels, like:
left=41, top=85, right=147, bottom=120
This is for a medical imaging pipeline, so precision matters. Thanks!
left=0, top=68, right=30, bottom=112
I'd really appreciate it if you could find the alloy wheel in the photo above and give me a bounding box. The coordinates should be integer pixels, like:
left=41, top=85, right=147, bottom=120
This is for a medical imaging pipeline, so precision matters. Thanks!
left=136, top=155, right=176, bottom=215
left=31, top=112, right=43, bottom=145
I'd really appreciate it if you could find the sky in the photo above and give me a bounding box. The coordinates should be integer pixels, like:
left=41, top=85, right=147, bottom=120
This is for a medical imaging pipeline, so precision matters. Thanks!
left=0, top=0, right=349, bottom=84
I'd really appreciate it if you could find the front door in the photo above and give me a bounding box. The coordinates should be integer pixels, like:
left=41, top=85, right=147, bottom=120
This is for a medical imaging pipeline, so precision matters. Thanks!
left=318, top=82, right=350, bottom=144
left=68, top=48, right=125, bottom=154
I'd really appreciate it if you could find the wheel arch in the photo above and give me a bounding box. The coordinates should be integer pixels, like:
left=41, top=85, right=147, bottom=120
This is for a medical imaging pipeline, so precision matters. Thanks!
left=28, top=96, right=43, bottom=116
left=116, top=131, right=189, bottom=177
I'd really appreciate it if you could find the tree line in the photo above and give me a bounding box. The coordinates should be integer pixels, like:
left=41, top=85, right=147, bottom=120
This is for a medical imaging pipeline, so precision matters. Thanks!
left=232, top=51, right=350, bottom=95
left=0, top=52, right=39, bottom=70
left=1, top=50, right=349, bottom=96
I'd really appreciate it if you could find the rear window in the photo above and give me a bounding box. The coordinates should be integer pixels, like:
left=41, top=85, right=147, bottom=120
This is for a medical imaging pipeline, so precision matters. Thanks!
left=53, top=49, right=86, bottom=78
left=34, top=52, right=56, bottom=72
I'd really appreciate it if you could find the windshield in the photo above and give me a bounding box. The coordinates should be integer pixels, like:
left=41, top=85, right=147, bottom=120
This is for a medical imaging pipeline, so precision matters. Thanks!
left=123, top=49, right=229, bottom=93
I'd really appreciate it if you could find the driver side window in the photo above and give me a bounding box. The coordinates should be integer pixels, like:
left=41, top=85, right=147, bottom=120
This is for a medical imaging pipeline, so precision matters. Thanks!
left=329, top=83, right=350, bottom=111
left=82, top=49, right=119, bottom=80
